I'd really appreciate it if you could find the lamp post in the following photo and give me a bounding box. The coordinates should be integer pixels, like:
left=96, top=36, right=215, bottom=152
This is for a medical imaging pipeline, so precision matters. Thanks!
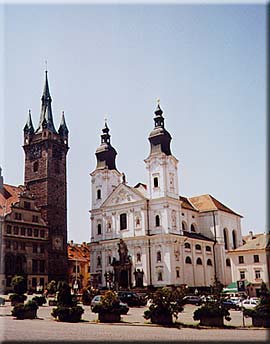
left=212, top=211, right=218, bottom=284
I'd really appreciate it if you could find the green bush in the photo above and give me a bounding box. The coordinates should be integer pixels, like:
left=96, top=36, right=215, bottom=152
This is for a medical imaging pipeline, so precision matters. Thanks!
left=12, top=300, right=39, bottom=319
left=92, top=290, right=122, bottom=314
left=193, top=302, right=231, bottom=321
left=32, top=296, right=46, bottom=306
left=9, top=294, right=27, bottom=304
left=51, top=306, right=84, bottom=322
left=11, top=276, right=27, bottom=295
left=46, top=280, right=57, bottom=295
left=144, top=287, right=185, bottom=325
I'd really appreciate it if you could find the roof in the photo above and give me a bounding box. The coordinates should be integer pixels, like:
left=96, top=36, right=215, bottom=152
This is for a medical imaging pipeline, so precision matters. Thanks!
left=68, top=242, right=90, bottom=262
left=188, top=194, right=242, bottom=217
left=0, top=184, right=23, bottom=216
left=230, top=233, right=269, bottom=252
left=183, top=230, right=214, bottom=242
left=180, top=196, right=198, bottom=211
left=223, top=280, right=250, bottom=292
left=134, top=183, right=147, bottom=190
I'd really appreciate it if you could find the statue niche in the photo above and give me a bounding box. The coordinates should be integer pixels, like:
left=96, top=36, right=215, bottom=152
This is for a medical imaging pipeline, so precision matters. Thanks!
left=111, top=239, right=132, bottom=290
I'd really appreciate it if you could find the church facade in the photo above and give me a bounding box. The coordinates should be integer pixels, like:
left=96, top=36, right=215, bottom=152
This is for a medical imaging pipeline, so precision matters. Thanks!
left=89, top=104, right=243, bottom=289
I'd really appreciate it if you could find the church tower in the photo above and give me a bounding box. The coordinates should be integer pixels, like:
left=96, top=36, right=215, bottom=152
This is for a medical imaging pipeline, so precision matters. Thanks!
left=23, top=71, right=69, bottom=282
left=144, top=102, right=179, bottom=200
left=90, top=121, right=122, bottom=210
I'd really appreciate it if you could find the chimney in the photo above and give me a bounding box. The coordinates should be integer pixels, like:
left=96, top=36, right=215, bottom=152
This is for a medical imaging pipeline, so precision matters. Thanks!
left=0, top=166, right=3, bottom=190
left=249, top=231, right=254, bottom=240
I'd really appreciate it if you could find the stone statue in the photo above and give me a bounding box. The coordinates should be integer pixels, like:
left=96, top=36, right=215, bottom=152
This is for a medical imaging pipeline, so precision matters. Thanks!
left=118, top=239, right=128, bottom=264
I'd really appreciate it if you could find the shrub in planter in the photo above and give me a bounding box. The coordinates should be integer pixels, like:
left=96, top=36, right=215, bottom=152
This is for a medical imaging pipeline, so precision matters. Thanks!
left=32, top=296, right=47, bottom=306
left=51, top=306, right=84, bottom=323
left=9, top=293, right=27, bottom=306
left=193, top=302, right=231, bottom=327
left=144, top=287, right=185, bottom=325
left=92, top=290, right=123, bottom=323
left=12, top=300, right=38, bottom=319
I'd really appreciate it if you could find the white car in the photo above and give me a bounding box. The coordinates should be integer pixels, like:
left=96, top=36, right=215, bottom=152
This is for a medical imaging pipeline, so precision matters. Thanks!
left=240, top=299, right=259, bottom=310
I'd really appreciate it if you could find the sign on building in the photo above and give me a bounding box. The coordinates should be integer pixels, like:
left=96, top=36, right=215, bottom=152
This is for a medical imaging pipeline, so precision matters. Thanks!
left=237, top=280, right=246, bottom=292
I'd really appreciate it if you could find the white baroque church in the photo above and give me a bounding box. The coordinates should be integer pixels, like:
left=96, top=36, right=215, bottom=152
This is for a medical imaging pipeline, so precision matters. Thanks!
left=89, top=103, right=243, bottom=290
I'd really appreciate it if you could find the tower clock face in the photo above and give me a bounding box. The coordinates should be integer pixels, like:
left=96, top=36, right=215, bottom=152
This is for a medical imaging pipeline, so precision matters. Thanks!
left=52, top=236, right=63, bottom=250
left=29, top=145, right=41, bottom=160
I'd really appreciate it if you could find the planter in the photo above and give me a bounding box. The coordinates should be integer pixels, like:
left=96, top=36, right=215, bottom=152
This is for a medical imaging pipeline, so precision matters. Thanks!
left=98, top=312, right=121, bottom=323
left=58, top=313, right=82, bottom=323
left=252, top=317, right=270, bottom=328
left=15, top=309, right=37, bottom=320
left=150, top=314, right=173, bottom=326
left=199, top=316, right=224, bottom=327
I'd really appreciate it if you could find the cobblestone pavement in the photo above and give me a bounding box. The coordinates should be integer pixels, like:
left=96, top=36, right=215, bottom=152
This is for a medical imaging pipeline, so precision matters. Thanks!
left=0, top=302, right=268, bottom=342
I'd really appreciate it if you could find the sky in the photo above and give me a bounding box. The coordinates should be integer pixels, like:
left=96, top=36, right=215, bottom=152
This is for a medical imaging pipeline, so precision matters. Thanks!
left=1, top=2, right=266, bottom=243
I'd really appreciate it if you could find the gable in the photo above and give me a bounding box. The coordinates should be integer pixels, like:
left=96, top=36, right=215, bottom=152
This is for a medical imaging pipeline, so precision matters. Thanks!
left=102, top=183, right=146, bottom=207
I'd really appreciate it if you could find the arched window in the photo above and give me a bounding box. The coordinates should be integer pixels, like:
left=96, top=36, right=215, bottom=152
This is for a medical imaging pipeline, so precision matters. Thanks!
left=223, top=228, right=229, bottom=250
left=226, top=258, right=231, bottom=267
left=33, top=161, right=39, bottom=172
left=232, top=230, right=237, bottom=249
left=154, top=177, right=159, bottom=188
left=185, top=256, right=192, bottom=264
left=184, top=242, right=191, bottom=249
left=97, top=256, right=102, bottom=267
left=97, top=223, right=102, bottom=235
left=176, top=268, right=180, bottom=278
left=157, top=271, right=163, bottom=281
left=135, top=217, right=140, bottom=227
left=195, top=244, right=201, bottom=251
left=190, top=224, right=196, bottom=232
left=207, top=259, right=213, bottom=266
left=196, top=257, right=202, bottom=265
left=182, top=221, right=187, bottom=231
left=137, top=252, right=141, bottom=262
left=97, top=189, right=101, bottom=200
left=108, top=255, right=112, bottom=265
left=157, top=251, right=161, bottom=262
left=206, top=246, right=211, bottom=252
left=155, top=215, right=160, bottom=227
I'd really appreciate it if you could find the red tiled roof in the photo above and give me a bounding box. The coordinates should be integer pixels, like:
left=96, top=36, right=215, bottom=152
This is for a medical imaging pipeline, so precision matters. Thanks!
left=0, top=184, right=23, bottom=216
left=180, top=196, right=198, bottom=211
left=67, top=243, right=90, bottom=262
left=188, top=194, right=242, bottom=217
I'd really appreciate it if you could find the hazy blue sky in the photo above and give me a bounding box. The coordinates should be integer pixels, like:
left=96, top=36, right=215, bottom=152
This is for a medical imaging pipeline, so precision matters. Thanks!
left=1, top=3, right=266, bottom=243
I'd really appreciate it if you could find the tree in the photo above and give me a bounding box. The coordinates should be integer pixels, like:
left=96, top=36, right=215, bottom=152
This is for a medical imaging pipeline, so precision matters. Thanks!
left=11, top=276, right=27, bottom=295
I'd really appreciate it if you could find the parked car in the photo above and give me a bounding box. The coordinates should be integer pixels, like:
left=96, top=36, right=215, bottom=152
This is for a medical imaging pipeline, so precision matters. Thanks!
left=117, top=291, right=147, bottom=307
left=183, top=295, right=202, bottom=306
left=90, top=294, right=129, bottom=314
left=240, top=299, right=259, bottom=310
left=0, top=297, right=5, bottom=306
left=221, top=298, right=240, bottom=310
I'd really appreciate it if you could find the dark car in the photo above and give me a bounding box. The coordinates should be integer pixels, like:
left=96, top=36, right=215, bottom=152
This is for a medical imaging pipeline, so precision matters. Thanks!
left=183, top=295, right=202, bottom=306
left=117, top=291, right=147, bottom=307
left=90, top=295, right=129, bottom=314
left=221, top=298, right=240, bottom=310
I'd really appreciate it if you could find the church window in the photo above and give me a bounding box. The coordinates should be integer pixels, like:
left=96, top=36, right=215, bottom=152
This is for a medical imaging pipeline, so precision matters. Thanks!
left=184, top=242, right=191, bottom=249
left=97, top=256, right=102, bottom=268
left=137, top=252, right=141, bottom=263
left=206, top=246, right=211, bottom=252
left=107, top=220, right=112, bottom=232
left=155, top=215, right=160, bottom=227
left=153, top=177, right=159, bottom=188
left=182, top=221, right=187, bottom=231
left=97, top=189, right=101, bottom=200
left=226, top=258, right=231, bottom=267
left=176, top=268, right=180, bottom=278
left=33, top=161, right=39, bottom=172
left=157, top=271, right=163, bottom=281
left=232, top=230, right=237, bottom=249
left=120, top=213, right=127, bottom=230
left=156, top=251, right=161, bottom=262
left=223, top=228, right=229, bottom=250
left=238, top=256, right=244, bottom=264
left=196, top=257, right=202, bottom=265
left=207, top=259, right=213, bottom=266
left=253, top=255, right=259, bottom=263
left=185, top=256, right=192, bottom=264
left=195, top=244, right=201, bottom=251
left=190, top=224, right=196, bottom=232
left=171, top=210, right=176, bottom=228
left=97, top=224, right=102, bottom=235
left=108, top=255, right=112, bottom=265
left=135, top=217, right=140, bottom=227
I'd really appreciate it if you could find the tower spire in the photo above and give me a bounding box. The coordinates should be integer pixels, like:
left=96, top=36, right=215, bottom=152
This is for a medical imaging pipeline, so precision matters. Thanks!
left=36, top=70, right=57, bottom=133
left=23, top=109, right=35, bottom=135
left=58, top=111, right=69, bottom=137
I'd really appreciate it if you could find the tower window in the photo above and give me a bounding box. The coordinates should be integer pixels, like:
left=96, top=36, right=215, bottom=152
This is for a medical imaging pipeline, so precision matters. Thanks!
left=190, top=224, right=196, bottom=232
left=196, top=257, right=203, bottom=265
left=153, top=177, right=159, bottom=188
left=97, top=224, right=102, bottom=235
left=97, top=189, right=101, bottom=200
left=120, top=213, right=127, bottom=230
left=137, top=252, right=141, bottom=262
left=185, top=256, right=192, bottom=264
left=226, top=258, right=231, bottom=267
left=176, top=269, right=180, bottom=278
left=206, top=246, right=211, bottom=252
left=253, top=255, right=259, bottom=263
left=33, top=161, right=39, bottom=172
left=157, top=271, right=163, bottom=281
left=155, top=215, right=160, bottom=227
left=195, top=244, right=201, bottom=251
left=238, top=256, right=244, bottom=264
left=156, top=251, right=161, bottom=262
left=240, top=270, right=245, bottom=280
left=184, top=242, right=191, bottom=249
left=207, top=259, right=213, bottom=266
